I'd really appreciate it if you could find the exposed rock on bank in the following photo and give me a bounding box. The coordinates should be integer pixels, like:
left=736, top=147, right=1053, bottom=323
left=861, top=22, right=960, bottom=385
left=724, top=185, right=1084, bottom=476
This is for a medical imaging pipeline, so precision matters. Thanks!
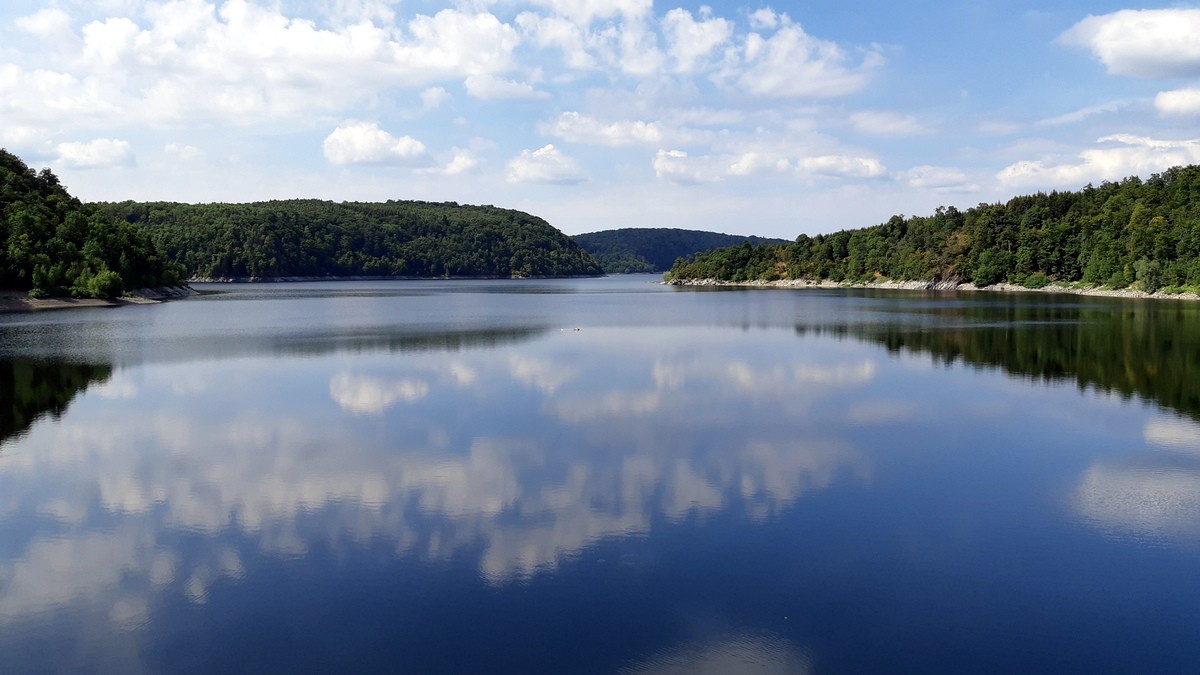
left=665, top=278, right=1200, bottom=301
left=0, top=286, right=196, bottom=313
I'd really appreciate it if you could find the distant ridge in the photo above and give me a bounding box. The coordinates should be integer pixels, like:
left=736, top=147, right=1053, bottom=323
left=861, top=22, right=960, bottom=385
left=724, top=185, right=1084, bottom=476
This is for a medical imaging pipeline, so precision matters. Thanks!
left=573, top=227, right=787, bottom=273
left=99, top=199, right=603, bottom=280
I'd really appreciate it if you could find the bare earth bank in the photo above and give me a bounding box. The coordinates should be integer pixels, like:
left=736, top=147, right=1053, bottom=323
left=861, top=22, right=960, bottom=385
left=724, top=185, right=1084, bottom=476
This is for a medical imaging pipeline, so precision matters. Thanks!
left=665, top=278, right=1200, bottom=301
left=0, top=286, right=197, bottom=313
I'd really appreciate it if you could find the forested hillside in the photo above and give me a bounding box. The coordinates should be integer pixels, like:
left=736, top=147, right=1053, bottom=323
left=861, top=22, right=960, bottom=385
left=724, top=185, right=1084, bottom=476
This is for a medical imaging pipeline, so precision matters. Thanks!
left=100, top=200, right=602, bottom=280
left=574, top=228, right=785, bottom=273
left=0, top=150, right=181, bottom=297
left=666, top=165, right=1200, bottom=293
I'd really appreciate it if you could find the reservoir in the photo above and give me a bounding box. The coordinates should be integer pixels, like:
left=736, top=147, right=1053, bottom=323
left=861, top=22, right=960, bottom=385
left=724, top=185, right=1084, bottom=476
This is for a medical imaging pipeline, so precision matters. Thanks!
left=1, top=275, right=1199, bottom=673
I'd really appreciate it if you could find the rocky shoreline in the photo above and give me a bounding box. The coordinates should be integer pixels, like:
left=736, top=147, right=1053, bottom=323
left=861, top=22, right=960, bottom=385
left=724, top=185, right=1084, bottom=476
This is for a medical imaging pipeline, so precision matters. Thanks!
left=665, top=277, right=1200, bottom=301
left=0, top=286, right=197, bottom=313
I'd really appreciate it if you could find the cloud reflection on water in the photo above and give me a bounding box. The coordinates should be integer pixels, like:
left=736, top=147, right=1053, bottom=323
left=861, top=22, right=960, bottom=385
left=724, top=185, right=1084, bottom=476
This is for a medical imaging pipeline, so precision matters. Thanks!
left=1074, top=416, right=1200, bottom=542
left=0, top=329, right=876, bottom=632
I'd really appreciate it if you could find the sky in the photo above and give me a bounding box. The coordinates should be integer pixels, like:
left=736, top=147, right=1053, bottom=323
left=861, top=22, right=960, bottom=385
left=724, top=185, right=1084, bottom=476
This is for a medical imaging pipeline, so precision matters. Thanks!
left=3, top=0, right=1200, bottom=239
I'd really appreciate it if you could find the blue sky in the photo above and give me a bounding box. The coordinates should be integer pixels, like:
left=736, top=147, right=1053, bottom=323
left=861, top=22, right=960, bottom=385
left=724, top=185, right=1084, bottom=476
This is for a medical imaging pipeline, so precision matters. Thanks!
left=3, top=1, right=1200, bottom=238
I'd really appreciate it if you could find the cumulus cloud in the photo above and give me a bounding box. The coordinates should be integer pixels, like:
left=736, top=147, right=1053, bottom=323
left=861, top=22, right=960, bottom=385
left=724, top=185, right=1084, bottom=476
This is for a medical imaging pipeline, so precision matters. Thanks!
left=4, top=4, right=524, bottom=128
left=728, top=16, right=881, bottom=98
left=514, top=13, right=596, bottom=69
left=322, top=122, right=430, bottom=166
left=506, top=144, right=586, bottom=184
left=55, top=139, right=135, bottom=168
left=997, top=134, right=1200, bottom=189
left=661, top=7, right=732, bottom=73
left=1156, top=87, right=1200, bottom=117
left=796, top=154, right=886, bottom=179
left=748, top=8, right=781, bottom=31
left=1061, top=9, right=1200, bottom=78
left=441, top=149, right=482, bottom=175
left=541, top=111, right=663, bottom=146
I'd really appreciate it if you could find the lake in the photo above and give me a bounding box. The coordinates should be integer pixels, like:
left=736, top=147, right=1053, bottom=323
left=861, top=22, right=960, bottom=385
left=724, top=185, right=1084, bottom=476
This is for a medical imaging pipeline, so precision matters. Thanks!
left=2, top=275, right=1199, bottom=673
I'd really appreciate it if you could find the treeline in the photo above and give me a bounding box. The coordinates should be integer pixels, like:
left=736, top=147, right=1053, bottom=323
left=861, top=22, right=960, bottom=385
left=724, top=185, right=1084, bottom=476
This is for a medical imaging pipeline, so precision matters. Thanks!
left=0, top=150, right=181, bottom=297
left=666, top=165, right=1200, bottom=292
left=99, top=200, right=603, bottom=280
left=574, top=227, right=785, bottom=273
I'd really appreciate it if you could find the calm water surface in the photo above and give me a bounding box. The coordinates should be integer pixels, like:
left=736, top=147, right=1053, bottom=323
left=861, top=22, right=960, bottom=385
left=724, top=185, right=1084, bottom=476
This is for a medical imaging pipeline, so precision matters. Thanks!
left=2, top=276, right=1200, bottom=673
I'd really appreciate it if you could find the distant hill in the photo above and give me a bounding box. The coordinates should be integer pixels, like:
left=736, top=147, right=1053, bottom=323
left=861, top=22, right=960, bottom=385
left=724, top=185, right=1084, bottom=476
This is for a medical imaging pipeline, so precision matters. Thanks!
left=99, top=200, right=603, bottom=280
left=573, top=228, right=787, bottom=273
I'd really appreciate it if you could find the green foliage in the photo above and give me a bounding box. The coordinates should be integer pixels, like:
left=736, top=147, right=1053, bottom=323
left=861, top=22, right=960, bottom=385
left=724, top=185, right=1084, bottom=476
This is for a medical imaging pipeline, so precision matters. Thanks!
left=667, top=166, right=1200, bottom=291
left=99, top=199, right=602, bottom=279
left=574, top=228, right=786, bottom=273
left=0, top=149, right=181, bottom=297
left=1022, top=272, right=1051, bottom=289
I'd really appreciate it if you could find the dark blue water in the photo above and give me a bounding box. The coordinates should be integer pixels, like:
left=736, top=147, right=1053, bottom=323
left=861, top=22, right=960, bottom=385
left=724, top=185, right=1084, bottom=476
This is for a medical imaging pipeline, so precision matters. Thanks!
left=1, top=276, right=1199, bottom=673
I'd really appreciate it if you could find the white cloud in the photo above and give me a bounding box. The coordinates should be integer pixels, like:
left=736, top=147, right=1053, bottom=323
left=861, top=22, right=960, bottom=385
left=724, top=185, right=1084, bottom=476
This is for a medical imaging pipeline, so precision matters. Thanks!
left=420, top=86, right=451, bottom=111
left=506, top=144, right=586, bottom=184
left=1155, top=87, right=1200, bottom=117
left=748, top=8, right=780, bottom=31
left=849, top=110, right=929, bottom=136
left=1036, top=100, right=1137, bottom=127
left=1061, top=9, right=1200, bottom=79
left=728, top=152, right=791, bottom=176
left=528, top=0, right=652, bottom=26
left=14, top=7, right=74, bottom=41
left=899, top=165, right=978, bottom=193
left=441, top=149, right=481, bottom=175
left=4, top=4, right=524, bottom=128
left=464, top=74, right=549, bottom=100
left=728, top=18, right=881, bottom=98
left=322, top=122, right=430, bottom=166
left=55, top=139, right=135, bottom=168
left=653, top=148, right=716, bottom=184
left=514, top=13, right=596, bottom=69
left=661, top=8, right=732, bottom=73
left=0, top=125, right=50, bottom=151
left=541, top=111, right=663, bottom=146
left=796, top=155, right=886, bottom=179
left=164, top=143, right=201, bottom=160
left=997, top=134, right=1200, bottom=189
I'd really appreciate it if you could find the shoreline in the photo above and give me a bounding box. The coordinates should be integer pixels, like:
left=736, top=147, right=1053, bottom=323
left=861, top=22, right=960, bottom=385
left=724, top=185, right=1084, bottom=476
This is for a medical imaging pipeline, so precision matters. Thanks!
left=0, top=286, right=197, bottom=314
left=189, top=274, right=604, bottom=282
left=665, top=277, right=1200, bottom=301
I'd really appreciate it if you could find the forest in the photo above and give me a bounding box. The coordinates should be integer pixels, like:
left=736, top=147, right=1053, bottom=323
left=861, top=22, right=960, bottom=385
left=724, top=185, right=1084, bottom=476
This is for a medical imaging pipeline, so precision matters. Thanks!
left=573, top=228, right=785, bottom=273
left=666, top=165, right=1200, bottom=294
left=99, top=199, right=602, bottom=280
left=0, top=149, right=181, bottom=297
